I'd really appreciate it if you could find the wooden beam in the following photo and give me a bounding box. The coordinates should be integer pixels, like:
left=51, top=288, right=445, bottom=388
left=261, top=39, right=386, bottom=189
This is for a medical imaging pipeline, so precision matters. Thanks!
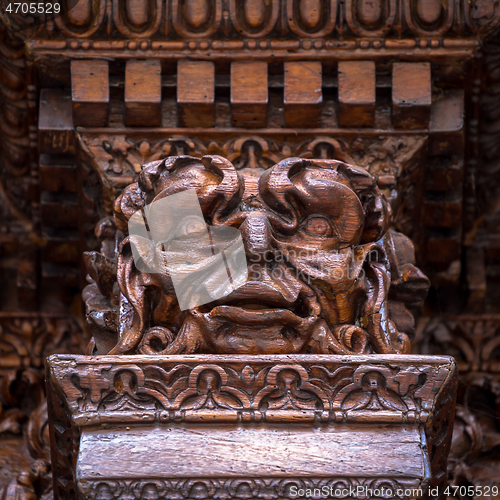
left=338, top=61, right=376, bottom=128
left=125, top=60, right=162, bottom=127
left=392, top=62, right=431, bottom=130
left=71, top=60, right=109, bottom=127
left=177, top=60, right=215, bottom=128
left=231, top=61, right=268, bottom=128
left=38, top=89, right=75, bottom=154
left=284, top=61, right=322, bottom=128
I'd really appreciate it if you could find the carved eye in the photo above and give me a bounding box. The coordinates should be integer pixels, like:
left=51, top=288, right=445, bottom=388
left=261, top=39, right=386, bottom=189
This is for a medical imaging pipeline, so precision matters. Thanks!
left=174, top=216, right=207, bottom=238
left=302, top=217, right=334, bottom=237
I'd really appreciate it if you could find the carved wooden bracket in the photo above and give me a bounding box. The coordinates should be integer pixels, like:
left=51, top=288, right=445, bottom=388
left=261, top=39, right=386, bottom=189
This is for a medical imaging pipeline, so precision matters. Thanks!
left=47, top=354, right=457, bottom=500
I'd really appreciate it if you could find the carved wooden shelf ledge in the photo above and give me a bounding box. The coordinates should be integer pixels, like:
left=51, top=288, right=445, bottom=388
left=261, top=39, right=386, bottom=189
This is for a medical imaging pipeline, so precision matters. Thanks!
left=47, top=354, right=457, bottom=500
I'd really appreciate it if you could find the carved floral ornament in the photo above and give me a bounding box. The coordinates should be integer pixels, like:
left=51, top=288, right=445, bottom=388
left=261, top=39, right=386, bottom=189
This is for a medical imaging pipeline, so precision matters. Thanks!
left=84, top=155, right=429, bottom=356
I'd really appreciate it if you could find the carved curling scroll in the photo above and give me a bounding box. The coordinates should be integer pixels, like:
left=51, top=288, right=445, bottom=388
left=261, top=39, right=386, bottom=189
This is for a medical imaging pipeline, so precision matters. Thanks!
left=83, top=156, right=429, bottom=357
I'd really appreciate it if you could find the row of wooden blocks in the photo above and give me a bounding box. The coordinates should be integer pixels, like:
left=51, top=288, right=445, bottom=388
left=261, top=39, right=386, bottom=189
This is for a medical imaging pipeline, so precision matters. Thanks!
left=71, top=59, right=431, bottom=129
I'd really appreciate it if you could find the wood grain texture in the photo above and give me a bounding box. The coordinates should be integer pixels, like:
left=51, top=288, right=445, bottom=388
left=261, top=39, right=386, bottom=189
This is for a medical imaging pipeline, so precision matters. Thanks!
left=77, top=425, right=425, bottom=478
left=3, top=0, right=500, bottom=42
left=392, top=62, right=431, bottom=130
left=82, top=155, right=430, bottom=357
left=2, top=0, right=500, bottom=496
left=38, top=89, right=75, bottom=155
left=284, top=61, right=322, bottom=127
left=71, top=60, right=109, bottom=127
left=125, top=59, right=162, bottom=127
left=338, top=61, right=376, bottom=128
left=177, top=60, right=215, bottom=127
left=46, top=354, right=456, bottom=499
left=231, top=61, right=268, bottom=128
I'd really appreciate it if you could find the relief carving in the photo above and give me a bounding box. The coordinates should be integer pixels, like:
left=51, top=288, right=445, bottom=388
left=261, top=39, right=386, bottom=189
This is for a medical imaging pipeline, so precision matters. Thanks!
left=46, top=354, right=457, bottom=498
left=84, top=155, right=429, bottom=357
left=2, top=0, right=499, bottom=40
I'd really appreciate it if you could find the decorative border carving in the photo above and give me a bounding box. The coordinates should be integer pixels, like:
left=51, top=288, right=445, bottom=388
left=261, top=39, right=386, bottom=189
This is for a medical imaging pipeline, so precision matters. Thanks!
left=3, top=0, right=498, bottom=42
left=48, top=355, right=456, bottom=426
left=79, top=476, right=423, bottom=500
left=414, top=315, right=500, bottom=373
left=47, top=355, right=457, bottom=500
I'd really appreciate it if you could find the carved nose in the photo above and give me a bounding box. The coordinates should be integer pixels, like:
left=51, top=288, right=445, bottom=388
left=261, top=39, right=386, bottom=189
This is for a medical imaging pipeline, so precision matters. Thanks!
left=239, top=214, right=273, bottom=264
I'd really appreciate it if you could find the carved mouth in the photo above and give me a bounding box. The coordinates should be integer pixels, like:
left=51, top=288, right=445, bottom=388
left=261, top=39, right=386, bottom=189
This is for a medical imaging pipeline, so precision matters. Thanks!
left=208, top=305, right=305, bottom=326
left=195, top=281, right=316, bottom=325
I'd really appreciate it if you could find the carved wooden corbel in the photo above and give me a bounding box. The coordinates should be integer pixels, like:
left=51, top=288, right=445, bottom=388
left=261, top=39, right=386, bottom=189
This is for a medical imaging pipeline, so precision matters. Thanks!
left=46, top=155, right=456, bottom=500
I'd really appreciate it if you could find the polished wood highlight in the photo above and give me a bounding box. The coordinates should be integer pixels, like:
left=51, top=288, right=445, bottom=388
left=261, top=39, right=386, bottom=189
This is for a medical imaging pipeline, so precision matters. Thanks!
left=84, top=155, right=429, bottom=356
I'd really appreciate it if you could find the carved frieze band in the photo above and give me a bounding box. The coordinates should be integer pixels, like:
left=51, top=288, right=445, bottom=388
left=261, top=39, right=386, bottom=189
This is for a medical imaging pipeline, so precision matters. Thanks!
left=48, top=355, right=456, bottom=427
left=4, top=0, right=498, bottom=44
left=80, top=133, right=424, bottom=191
left=79, top=477, right=422, bottom=500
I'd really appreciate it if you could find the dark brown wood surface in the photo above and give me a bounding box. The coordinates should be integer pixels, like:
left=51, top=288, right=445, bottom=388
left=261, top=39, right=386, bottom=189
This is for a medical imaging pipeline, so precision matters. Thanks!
left=284, top=61, right=323, bottom=128
left=125, top=60, right=162, bottom=127
left=46, top=354, right=457, bottom=499
left=177, top=60, right=215, bottom=128
left=338, top=61, right=376, bottom=128
left=1, top=0, right=500, bottom=497
left=83, top=155, right=428, bottom=357
left=231, top=61, right=268, bottom=128
left=71, top=60, right=110, bottom=127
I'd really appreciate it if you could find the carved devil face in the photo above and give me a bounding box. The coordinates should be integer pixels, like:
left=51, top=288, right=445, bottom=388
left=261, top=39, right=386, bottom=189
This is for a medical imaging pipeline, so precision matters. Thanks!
left=86, top=155, right=429, bottom=356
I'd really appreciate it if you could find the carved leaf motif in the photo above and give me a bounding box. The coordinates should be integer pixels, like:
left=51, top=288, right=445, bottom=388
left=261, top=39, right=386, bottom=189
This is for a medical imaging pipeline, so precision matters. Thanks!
left=254, top=365, right=329, bottom=411
left=340, top=370, right=408, bottom=411
left=241, top=365, right=255, bottom=384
